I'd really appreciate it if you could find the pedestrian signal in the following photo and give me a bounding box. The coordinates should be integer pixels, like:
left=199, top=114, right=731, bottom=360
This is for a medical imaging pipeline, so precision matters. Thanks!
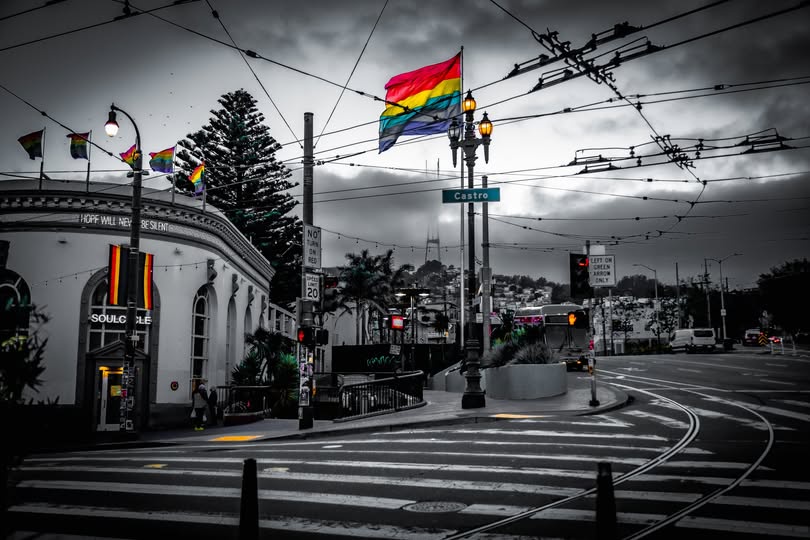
left=297, top=327, right=315, bottom=346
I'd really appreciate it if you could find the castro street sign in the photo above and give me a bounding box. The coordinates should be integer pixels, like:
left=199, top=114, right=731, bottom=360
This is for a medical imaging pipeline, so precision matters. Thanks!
left=442, top=188, right=501, bottom=203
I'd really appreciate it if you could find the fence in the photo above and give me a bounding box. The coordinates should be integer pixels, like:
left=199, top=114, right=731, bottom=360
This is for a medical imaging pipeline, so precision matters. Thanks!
left=335, top=370, right=425, bottom=422
left=218, top=385, right=272, bottom=426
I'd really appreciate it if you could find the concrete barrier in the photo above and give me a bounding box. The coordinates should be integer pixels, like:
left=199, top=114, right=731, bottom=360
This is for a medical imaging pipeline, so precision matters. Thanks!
left=484, top=363, right=567, bottom=400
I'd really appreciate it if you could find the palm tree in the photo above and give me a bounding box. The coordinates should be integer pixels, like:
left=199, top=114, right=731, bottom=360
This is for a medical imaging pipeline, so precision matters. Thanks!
left=333, top=249, right=412, bottom=345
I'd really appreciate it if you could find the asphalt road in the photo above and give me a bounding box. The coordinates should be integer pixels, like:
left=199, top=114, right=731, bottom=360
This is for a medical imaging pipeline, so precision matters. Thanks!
left=7, top=348, right=810, bottom=539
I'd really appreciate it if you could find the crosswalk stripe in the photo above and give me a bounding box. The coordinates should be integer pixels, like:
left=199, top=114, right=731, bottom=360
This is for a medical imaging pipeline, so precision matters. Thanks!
left=392, top=428, right=670, bottom=440
left=677, top=516, right=810, bottom=538
left=777, top=399, right=810, bottom=408
left=712, top=495, right=810, bottom=510
left=621, top=410, right=690, bottom=429
left=741, top=479, right=810, bottom=490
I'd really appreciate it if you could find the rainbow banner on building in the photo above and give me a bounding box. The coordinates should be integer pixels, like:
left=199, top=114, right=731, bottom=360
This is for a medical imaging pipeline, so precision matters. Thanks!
left=18, top=130, right=44, bottom=160
left=67, top=132, right=90, bottom=160
left=189, top=163, right=204, bottom=194
left=379, top=53, right=461, bottom=153
left=108, top=244, right=155, bottom=310
left=148, top=146, right=175, bottom=173
left=120, top=144, right=137, bottom=167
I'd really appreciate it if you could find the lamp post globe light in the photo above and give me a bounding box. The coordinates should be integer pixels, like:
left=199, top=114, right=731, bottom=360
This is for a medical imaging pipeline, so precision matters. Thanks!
left=708, top=253, right=742, bottom=341
left=633, top=263, right=660, bottom=352
left=448, top=90, right=492, bottom=409
left=105, top=103, right=144, bottom=433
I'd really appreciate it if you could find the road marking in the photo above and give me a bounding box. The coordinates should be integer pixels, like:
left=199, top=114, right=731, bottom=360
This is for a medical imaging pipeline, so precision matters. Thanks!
left=690, top=406, right=773, bottom=431
left=7, top=504, right=464, bottom=540
left=759, top=378, right=796, bottom=386
left=398, top=428, right=669, bottom=440
left=210, top=435, right=262, bottom=442
left=743, top=403, right=810, bottom=422
left=622, top=410, right=689, bottom=429
left=777, top=399, right=810, bottom=408
left=142, top=463, right=166, bottom=469
left=742, top=479, right=810, bottom=490
left=713, top=495, right=810, bottom=510
left=676, top=368, right=702, bottom=374
left=321, top=444, right=343, bottom=449
left=678, top=516, right=810, bottom=538
left=659, top=460, right=766, bottom=470
left=492, top=414, right=547, bottom=419
left=766, top=363, right=788, bottom=367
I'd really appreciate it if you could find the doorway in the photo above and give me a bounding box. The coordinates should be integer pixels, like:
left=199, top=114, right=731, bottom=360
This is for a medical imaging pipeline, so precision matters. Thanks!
left=96, top=365, right=124, bottom=431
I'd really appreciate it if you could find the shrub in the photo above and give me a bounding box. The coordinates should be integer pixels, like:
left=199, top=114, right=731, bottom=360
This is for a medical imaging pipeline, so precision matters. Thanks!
left=510, top=342, right=554, bottom=365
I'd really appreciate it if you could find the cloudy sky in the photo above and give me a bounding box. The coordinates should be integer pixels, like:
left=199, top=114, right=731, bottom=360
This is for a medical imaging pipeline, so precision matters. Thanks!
left=1, top=0, right=808, bottom=289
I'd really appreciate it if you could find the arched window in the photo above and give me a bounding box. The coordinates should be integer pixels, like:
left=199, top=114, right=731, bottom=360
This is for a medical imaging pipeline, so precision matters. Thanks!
left=190, top=286, right=210, bottom=380
left=0, top=268, right=32, bottom=344
left=258, top=314, right=265, bottom=329
left=87, top=279, right=150, bottom=351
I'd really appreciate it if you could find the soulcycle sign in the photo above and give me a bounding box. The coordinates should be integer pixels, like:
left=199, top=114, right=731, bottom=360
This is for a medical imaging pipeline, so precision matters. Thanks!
left=89, top=313, right=153, bottom=325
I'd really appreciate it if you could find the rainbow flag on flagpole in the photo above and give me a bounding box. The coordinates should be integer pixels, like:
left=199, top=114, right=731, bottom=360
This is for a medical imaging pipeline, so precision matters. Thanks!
left=18, top=130, right=44, bottom=160
left=67, top=132, right=90, bottom=160
left=379, top=53, right=461, bottom=153
left=120, top=144, right=137, bottom=167
left=189, top=163, right=204, bottom=194
left=148, top=146, right=175, bottom=173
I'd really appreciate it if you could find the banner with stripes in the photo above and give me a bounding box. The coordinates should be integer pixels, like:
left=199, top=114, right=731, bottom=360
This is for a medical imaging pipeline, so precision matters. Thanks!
left=108, top=245, right=154, bottom=310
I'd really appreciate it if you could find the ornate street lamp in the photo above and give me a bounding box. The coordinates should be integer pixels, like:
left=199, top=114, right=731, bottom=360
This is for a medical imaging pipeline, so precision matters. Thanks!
left=105, top=103, right=144, bottom=433
left=447, top=90, right=493, bottom=409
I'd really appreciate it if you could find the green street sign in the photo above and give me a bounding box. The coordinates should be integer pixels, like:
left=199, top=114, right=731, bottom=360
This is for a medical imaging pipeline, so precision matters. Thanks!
left=442, top=188, right=500, bottom=203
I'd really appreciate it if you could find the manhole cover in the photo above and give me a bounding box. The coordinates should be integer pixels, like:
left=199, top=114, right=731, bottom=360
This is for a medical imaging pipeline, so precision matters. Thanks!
left=402, top=501, right=467, bottom=513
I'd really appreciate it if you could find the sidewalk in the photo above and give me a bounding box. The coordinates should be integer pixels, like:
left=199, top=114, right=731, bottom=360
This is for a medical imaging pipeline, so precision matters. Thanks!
left=128, top=372, right=628, bottom=447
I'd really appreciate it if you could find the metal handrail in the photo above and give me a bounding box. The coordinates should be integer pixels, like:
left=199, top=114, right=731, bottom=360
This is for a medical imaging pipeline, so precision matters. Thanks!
left=336, top=370, right=425, bottom=422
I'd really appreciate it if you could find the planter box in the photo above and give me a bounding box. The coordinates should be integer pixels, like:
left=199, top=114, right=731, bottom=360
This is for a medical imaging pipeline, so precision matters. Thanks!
left=483, top=363, right=567, bottom=400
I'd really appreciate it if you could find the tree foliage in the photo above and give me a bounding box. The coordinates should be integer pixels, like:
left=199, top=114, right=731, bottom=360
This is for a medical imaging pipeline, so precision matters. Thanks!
left=758, top=258, right=809, bottom=334
left=175, top=89, right=301, bottom=308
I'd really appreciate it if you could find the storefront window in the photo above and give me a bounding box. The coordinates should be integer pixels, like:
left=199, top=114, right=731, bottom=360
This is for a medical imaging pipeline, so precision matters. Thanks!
left=87, top=279, right=150, bottom=351
left=190, top=286, right=210, bottom=380
left=0, top=269, right=31, bottom=345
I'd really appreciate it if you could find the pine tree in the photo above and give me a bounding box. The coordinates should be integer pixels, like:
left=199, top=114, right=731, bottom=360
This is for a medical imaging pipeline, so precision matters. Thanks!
left=175, top=89, right=302, bottom=307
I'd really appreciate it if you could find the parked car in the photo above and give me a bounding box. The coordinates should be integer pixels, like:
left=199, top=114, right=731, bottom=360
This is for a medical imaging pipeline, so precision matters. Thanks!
left=670, top=328, right=716, bottom=353
left=743, top=328, right=762, bottom=346
left=769, top=335, right=781, bottom=344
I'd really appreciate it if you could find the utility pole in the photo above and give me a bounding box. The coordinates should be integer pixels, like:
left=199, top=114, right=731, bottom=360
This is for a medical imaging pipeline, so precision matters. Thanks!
left=704, top=259, right=712, bottom=330
left=675, top=262, right=681, bottom=329
left=481, top=175, right=491, bottom=353
left=299, top=112, right=314, bottom=430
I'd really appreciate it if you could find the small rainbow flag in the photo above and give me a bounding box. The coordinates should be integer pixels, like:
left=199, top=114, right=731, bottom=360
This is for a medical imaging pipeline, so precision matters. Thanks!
left=67, top=132, right=90, bottom=160
left=120, top=144, right=137, bottom=167
left=189, top=163, right=204, bottom=194
left=149, top=146, right=175, bottom=173
left=18, top=130, right=44, bottom=160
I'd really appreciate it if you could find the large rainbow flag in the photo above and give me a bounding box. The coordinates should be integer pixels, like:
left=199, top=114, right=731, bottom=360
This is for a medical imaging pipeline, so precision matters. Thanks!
left=18, top=130, right=44, bottom=160
left=189, top=163, right=204, bottom=194
left=67, top=132, right=90, bottom=160
left=379, top=53, right=461, bottom=153
left=120, top=144, right=137, bottom=167
left=149, top=146, right=175, bottom=173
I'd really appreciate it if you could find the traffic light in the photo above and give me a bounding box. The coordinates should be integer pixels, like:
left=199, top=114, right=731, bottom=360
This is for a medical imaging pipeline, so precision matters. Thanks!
left=569, top=254, right=592, bottom=298
left=315, top=328, right=329, bottom=345
left=390, top=314, right=405, bottom=330
left=297, top=298, right=314, bottom=327
left=297, top=327, right=315, bottom=346
left=567, top=309, right=589, bottom=329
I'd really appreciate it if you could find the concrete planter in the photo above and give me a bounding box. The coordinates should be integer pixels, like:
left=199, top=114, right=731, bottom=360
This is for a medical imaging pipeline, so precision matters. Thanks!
left=483, top=363, right=567, bottom=400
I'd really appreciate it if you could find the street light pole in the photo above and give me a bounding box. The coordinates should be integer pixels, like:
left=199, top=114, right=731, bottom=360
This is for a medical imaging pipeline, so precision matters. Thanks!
left=105, top=104, right=143, bottom=433
left=633, top=263, right=659, bottom=353
left=708, top=253, right=741, bottom=341
left=448, top=91, right=491, bottom=410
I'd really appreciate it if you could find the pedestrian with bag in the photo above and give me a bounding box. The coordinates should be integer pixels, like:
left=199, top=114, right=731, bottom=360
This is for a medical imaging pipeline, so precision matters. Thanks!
left=207, top=386, right=218, bottom=427
left=191, top=381, right=208, bottom=431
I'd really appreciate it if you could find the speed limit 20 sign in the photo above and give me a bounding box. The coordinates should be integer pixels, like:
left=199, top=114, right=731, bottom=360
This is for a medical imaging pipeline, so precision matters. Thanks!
left=304, top=273, right=321, bottom=302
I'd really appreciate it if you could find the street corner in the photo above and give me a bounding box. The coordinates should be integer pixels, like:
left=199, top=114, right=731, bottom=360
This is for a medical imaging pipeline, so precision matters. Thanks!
left=576, top=383, right=631, bottom=416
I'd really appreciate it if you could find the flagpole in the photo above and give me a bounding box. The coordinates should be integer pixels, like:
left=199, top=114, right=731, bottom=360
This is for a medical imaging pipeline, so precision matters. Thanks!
left=86, top=131, right=92, bottom=193
left=458, top=45, right=465, bottom=346
left=39, top=126, right=46, bottom=190
left=170, top=143, right=176, bottom=205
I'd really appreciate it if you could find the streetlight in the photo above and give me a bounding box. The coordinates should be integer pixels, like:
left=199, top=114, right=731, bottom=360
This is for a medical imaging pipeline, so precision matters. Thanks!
left=707, top=253, right=742, bottom=341
left=105, top=103, right=144, bottom=433
left=395, top=288, right=430, bottom=371
left=633, top=263, right=659, bottom=353
left=448, top=90, right=492, bottom=410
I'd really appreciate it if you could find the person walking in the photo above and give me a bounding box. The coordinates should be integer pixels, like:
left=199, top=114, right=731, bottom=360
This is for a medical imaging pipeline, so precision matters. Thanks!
left=192, top=381, right=208, bottom=431
left=207, top=386, right=218, bottom=427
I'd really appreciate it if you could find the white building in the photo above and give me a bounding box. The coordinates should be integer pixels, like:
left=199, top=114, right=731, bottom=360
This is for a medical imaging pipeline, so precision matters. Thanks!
left=0, top=179, right=295, bottom=431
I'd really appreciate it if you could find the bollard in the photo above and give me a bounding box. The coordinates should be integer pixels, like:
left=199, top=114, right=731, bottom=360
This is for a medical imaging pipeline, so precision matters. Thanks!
left=595, top=461, right=617, bottom=540
left=239, top=458, right=259, bottom=540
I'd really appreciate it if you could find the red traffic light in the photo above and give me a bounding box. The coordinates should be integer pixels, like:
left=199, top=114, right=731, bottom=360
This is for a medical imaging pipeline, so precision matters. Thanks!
left=578, top=257, right=589, bottom=267
left=297, top=327, right=315, bottom=344
left=390, top=315, right=404, bottom=330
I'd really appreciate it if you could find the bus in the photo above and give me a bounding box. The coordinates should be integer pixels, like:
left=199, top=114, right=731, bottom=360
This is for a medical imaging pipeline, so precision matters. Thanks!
left=514, top=304, right=593, bottom=370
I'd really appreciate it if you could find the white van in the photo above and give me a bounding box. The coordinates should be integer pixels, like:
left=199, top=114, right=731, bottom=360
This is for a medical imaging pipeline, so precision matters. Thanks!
left=669, top=328, right=716, bottom=353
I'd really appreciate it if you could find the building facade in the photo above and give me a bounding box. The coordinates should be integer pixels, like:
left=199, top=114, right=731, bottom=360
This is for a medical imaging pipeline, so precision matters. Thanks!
left=0, top=179, right=294, bottom=431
